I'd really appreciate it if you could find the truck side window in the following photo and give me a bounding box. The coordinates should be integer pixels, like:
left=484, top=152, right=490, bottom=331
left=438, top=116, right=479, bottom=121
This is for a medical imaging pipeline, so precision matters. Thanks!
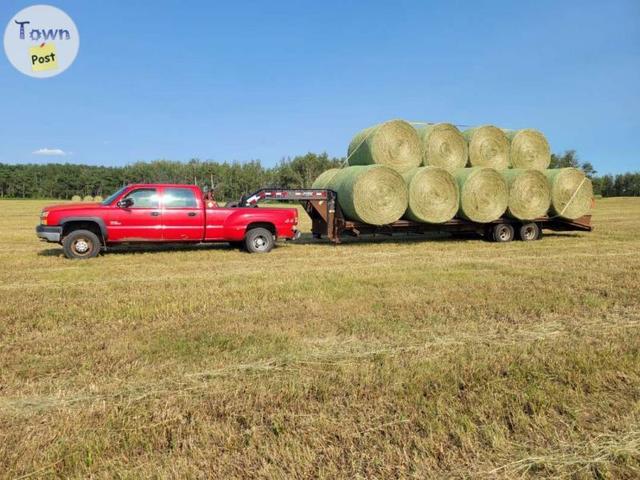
left=163, top=188, right=198, bottom=208
left=123, top=188, right=159, bottom=208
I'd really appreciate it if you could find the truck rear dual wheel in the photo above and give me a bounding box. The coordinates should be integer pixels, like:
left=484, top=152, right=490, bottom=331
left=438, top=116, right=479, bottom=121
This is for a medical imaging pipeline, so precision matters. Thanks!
left=244, top=227, right=275, bottom=253
left=63, top=229, right=101, bottom=259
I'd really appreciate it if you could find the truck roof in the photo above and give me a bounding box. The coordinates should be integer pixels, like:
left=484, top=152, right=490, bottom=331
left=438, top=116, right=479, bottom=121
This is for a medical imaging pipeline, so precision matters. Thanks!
left=125, top=183, right=201, bottom=189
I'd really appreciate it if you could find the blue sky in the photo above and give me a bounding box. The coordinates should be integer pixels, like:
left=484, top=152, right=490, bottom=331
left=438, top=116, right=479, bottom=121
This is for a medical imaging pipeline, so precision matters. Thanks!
left=1, top=0, right=638, bottom=174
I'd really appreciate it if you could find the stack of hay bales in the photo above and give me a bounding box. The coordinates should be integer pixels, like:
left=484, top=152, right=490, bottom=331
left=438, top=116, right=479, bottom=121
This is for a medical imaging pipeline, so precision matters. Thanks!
left=312, top=119, right=593, bottom=226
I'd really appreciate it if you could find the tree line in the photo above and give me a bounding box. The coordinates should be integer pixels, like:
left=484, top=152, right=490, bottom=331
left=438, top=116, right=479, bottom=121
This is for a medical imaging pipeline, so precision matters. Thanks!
left=0, top=151, right=637, bottom=199
left=0, top=153, right=343, bottom=200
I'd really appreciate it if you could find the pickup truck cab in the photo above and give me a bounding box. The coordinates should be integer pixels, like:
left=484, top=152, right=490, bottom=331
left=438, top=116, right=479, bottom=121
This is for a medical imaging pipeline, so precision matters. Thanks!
left=36, top=184, right=299, bottom=259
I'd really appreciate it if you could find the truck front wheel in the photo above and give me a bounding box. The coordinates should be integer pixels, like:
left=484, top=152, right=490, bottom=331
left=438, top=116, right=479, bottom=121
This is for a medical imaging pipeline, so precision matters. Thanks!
left=244, top=227, right=274, bottom=253
left=63, top=229, right=101, bottom=259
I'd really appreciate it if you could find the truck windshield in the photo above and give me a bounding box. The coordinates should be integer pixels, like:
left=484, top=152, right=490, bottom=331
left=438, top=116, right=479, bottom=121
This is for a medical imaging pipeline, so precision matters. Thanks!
left=101, top=187, right=127, bottom=205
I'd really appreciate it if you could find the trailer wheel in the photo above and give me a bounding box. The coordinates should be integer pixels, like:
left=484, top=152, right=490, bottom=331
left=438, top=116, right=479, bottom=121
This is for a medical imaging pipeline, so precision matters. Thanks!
left=244, top=227, right=274, bottom=253
left=518, top=223, right=542, bottom=241
left=491, top=223, right=515, bottom=243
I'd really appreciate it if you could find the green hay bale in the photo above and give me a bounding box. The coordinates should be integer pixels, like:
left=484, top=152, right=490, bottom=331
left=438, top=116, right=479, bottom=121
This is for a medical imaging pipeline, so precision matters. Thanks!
left=545, top=168, right=593, bottom=219
left=311, top=168, right=341, bottom=189
left=503, top=129, right=551, bottom=170
left=415, top=123, right=468, bottom=171
left=347, top=119, right=421, bottom=174
left=403, top=166, right=459, bottom=223
left=93, top=195, right=104, bottom=202
left=501, top=169, right=551, bottom=220
left=453, top=167, right=508, bottom=223
left=71, top=195, right=82, bottom=202
left=313, top=166, right=408, bottom=225
left=83, top=195, right=94, bottom=202
left=463, top=125, right=510, bottom=170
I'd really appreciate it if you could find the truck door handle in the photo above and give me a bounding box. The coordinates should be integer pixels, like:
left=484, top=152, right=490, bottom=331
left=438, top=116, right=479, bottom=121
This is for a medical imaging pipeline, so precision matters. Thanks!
left=150, top=211, right=160, bottom=216
left=188, top=212, right=197, bottom=217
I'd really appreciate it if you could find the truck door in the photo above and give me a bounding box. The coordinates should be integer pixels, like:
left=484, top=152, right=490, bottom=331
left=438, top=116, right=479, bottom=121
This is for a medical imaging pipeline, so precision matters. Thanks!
left=161, top=187, right=204, bottom=241
left=107, top=187, right=163, bottom=241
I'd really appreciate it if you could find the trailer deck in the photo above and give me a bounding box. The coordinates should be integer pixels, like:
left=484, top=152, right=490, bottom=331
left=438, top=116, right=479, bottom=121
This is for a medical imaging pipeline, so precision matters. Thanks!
left=239, top=188, right=592, bottom=243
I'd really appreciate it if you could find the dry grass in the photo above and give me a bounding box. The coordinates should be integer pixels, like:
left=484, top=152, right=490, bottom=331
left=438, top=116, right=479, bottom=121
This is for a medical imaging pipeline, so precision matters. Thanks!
left=1, top=198, right=639, bottom=479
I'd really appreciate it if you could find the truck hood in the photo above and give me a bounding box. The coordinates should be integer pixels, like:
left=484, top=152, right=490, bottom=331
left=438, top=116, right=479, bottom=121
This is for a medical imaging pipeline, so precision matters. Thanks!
left=43, top=202, right=103, bottom=213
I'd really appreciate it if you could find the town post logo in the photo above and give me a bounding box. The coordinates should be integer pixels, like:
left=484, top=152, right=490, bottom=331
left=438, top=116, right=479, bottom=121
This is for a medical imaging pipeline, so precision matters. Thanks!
left=4, top=5, right=79, bottom=78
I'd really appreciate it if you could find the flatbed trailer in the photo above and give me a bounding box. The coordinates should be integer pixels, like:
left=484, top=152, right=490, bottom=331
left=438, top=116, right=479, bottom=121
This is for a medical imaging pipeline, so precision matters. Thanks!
left=239, top=188, right=593, bottom=243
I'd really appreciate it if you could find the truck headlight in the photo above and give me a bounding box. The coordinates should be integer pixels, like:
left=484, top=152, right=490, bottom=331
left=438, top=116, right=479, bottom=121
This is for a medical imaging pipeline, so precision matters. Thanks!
left=40, top=211, right=49, bottom=225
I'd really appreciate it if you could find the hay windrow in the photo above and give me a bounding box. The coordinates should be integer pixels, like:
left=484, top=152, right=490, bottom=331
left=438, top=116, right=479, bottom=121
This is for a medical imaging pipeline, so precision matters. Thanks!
left=454, top=167, right=509, bottom=223
left=347, top=119, right=422, bottom=174
left=463, top=125, right=510, bottom=170
left=415, top=123, right=468, bottom=171
left=545, top=168, right=593, bottom=219
left=314, top=166, right=408, bottom=225
left=504, top=129, right=551, bottom=170
left=501, top=169, right=551, bottom=220
left=402, top=166, right=459, bottom=223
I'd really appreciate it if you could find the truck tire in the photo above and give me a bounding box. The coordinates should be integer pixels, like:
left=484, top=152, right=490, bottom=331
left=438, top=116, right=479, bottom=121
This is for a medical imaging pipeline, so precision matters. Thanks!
left=518, top=222, right=542, bottom=241
left=244, top=227, right=274, bottom=253
left=62, top=229, right=101, bottom=259
left=491, top=223, right=515, bottom=243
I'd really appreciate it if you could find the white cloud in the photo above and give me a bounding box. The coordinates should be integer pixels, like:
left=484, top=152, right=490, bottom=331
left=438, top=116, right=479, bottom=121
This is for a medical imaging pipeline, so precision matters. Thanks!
left=32, top=148, right=68, bottom=156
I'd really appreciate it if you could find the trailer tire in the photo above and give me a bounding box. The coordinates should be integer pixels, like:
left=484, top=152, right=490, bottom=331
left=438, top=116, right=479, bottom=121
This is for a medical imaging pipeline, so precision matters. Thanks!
left=244, top=227, right=274, bottom=253
left=63, top=229, right=101, bottom=259
left=518, top=222, right=542, bottom=241
left=491, top=223, right=515, bottom=243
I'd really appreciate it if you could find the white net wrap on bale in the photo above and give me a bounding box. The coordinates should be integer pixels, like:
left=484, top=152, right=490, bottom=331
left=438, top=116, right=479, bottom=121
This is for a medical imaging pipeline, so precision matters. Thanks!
left=501, top=169, right=551, bottom=220
left=347, top=119, right=421, bottom=174
left=402, top=166, right=459, bottom=223
left=453, top=167, right=509, bottom=223
left=312, top=165, right=408, bottom=225
left=504, top=129, right=551, bottom=170
left=544, top=168, right=593, bottom=220
left=463, top=125, right=510, bottom=170
left=414, top=123, right=468, bottom=171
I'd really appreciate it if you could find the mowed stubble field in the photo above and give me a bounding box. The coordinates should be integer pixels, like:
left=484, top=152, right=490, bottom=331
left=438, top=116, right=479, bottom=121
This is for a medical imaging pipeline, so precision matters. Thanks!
left=0, top=198, right=639, bottom=479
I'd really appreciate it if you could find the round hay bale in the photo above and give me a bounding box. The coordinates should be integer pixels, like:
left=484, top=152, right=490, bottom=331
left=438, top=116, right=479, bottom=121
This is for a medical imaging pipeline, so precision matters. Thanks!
left=311, top=168, right=341, bottom=189
left=415, top=123, right=468, bottom=171
left=93, top=195, right=104, bottom=202
left=71, top=195, right=82, bottom=202
left=454, top=167, right=509, bottom=223
left=504, top=129, right=551, bottom=170
left=501, top=169, right=551, bottom=220
left=545, top=168, right=593, bottom=219
left=83, top=195, right=94, bottom=202
left=317, top=165, right=408, bottom=225
left=463, top=125, right=510, bottom=170
left=347, top=119, right=421, bottom=174
left=403, top=166, right=459, bottom=223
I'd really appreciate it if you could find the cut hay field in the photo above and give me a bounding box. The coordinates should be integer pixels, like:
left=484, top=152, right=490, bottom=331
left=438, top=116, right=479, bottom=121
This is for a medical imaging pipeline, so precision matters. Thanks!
left=1, top=198, right=639, bottom=479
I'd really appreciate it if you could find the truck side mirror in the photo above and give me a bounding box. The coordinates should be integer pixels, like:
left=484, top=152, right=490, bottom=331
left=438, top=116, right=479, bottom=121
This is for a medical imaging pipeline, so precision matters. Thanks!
left=117, top=198, right=133, bottom=208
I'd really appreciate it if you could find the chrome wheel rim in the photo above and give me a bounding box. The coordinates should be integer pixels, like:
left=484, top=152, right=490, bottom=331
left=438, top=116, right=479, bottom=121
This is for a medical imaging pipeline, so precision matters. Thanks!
left=498, top=227, right=511, bottom=241
left=253, top=235, right=268, bottom=250
left=522, top=226, right=536, bottom=240
left=73, top=237, right=93, bottom=256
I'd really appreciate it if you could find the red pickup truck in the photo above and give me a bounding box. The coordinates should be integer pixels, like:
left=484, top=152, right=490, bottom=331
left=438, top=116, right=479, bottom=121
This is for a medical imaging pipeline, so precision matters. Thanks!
left=36, top=184, right=299, bottom=259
